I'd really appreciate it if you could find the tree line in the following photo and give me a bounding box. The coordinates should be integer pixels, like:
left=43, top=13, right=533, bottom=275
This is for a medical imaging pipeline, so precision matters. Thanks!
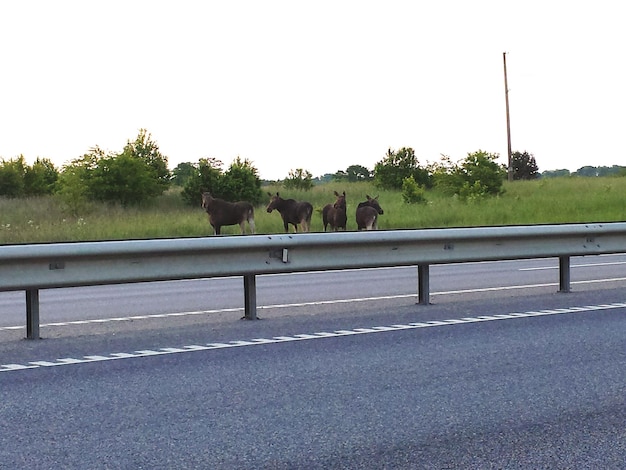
left=1, top=129, right=623, bottom=212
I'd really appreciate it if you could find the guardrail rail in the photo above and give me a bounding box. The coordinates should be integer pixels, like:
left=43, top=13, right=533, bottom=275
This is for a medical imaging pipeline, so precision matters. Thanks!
left=2, top=222, right=626, bottom=339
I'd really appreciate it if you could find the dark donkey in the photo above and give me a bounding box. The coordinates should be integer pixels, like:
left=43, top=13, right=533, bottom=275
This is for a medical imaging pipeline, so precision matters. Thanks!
left=266, top=192, right=313, bottom=233
left=322, top=190, right=347, bottom=231
left=355, top=195, right=384, bottom=230
left=201, top=192, right=255, bottom=235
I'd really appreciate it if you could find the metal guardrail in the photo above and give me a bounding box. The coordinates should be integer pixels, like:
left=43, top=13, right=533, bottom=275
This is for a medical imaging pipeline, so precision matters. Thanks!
left=2, top=222, right=626, bottom=339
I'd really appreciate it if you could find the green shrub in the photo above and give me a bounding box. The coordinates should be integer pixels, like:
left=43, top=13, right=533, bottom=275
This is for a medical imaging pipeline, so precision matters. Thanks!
left=401, top=175, right=427, bottom=204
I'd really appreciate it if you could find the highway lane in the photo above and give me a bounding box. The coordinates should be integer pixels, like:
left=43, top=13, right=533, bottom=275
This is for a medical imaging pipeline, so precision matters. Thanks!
left=1, top=288, right=625, bottom=469
left=1, top=254, right=626, bottom=328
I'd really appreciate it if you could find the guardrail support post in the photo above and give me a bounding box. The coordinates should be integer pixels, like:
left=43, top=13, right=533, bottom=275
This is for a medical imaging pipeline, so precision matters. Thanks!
left=558, top=256, right=571, bottom=293
left=417, top=264, right=430, bottom=305
left=26, top=289, right=41, bottom=340
left=243, top=274, right=258, bottom=320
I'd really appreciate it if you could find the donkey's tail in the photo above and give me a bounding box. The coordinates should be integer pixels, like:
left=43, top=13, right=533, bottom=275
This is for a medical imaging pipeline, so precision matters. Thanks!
left=305, top=203, right=314, bottom=222
left=247, top=207, right=256, bottom=234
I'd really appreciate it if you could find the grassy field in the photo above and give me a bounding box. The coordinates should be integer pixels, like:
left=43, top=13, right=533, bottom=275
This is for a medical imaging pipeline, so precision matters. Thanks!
left=1, top=177, right=625, bottom=244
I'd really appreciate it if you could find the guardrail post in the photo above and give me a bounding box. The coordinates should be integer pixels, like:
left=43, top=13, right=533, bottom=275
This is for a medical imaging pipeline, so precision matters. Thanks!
left=558, top=256, right=571, bottom=293
left=26, top=289, right=41, bottom=339
left=243, top=274, right=258, bottom=320
left=417, top=264, right=430, bottom=305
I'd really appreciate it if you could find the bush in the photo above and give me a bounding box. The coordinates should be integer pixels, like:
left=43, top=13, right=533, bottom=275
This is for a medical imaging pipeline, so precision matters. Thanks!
left=374, top=147, right=431, bottom=190
left=181, top=158, right=224, bottom=206
left=283, top=169, right=313, bottom=191
left=0, top=157, right=25, bottom=197
left=0, top=156, right=60, bottom=198
left=90, top=154, right=157, bottom=207
left=219, top=157, right=264, bottom=205
left=401, top=175, right=427, bottom=204
left=181, top=157, right=264, bottom=206
left=433, top=151, right=506, bottom=199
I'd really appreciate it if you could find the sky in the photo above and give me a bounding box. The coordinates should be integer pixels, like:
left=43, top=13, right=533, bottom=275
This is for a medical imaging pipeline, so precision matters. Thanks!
left=1, top=1, right=624, bottom=181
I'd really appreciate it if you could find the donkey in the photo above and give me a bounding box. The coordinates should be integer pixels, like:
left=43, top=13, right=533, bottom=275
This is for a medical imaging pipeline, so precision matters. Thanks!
left=355, top=195, right=384, bottom=230
left=266, top=192, right=313, bottom=233
left=322, top=190, right=347, bottom=232
left=201, top=192, right=255, bottom=235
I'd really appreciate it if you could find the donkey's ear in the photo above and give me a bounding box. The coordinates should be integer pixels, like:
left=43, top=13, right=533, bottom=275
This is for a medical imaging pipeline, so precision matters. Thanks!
left=334, top=190, right=340, bottom=197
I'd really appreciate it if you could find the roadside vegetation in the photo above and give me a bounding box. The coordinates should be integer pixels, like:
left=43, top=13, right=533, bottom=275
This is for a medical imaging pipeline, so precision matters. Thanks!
left=2, top=177, right=625, bottom=244
left=1, top=129, right=625, bottom=244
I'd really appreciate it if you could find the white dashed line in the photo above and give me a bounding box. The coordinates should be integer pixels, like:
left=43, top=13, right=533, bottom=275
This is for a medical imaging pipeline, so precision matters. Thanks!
left=2, top=301, right=625, bottom=374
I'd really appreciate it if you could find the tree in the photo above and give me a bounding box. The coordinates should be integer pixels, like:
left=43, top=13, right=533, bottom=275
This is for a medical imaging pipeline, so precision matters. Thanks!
left=24, top=158, right=59, bottom=195
left=120, top=129, right=170, bottom=194
left=541, top=169, right=571, bottom=178
left=511, top=151, right=539, bottom=180
left=459, top=150, right=506, bottom=198
left=331, top=170, right=348, bottom=181
left=219, top=157, right=264, bottom=205
left=332, top=165, right=371, bottom=182
left=0, top=156, right=59, bottom=197
left=432, top=151, right=506, bottom=200
left=90, top=153, right=156, bottom=207
left=431, top=155, right=466, bottom=196
left=56, top=138, right=168, bottom=209
left=181, top=157, right=264, bottom=206
left=373, top=147, right=430, bottom=190
left=56, top=149, right=103, bottom=214
left=283, top=168, right=313, bottom=191
left=575, top=166, right=599, bottom=177
left=181, top=157, right=224, bottom=206
left=0, top=156, right=26, bottom=197
left=345, top=164, right=372, bottom=181
left=171, top=162, right=197, bottom=186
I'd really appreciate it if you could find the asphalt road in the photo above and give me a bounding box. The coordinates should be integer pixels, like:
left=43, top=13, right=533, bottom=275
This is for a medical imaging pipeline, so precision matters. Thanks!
left=1, top=256, right=625, bottom=469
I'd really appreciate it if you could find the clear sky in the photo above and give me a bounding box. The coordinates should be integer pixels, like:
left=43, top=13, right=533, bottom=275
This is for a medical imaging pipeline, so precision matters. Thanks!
left=1, top=1, right=624, bottom=180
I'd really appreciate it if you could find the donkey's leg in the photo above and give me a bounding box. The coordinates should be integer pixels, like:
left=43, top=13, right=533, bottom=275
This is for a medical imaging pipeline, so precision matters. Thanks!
left=248, top=217, right=256, bottom=234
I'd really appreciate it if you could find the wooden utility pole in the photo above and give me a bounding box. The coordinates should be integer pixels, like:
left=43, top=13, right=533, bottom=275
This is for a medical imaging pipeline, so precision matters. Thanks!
left=503, top=52, right=513, bottom=182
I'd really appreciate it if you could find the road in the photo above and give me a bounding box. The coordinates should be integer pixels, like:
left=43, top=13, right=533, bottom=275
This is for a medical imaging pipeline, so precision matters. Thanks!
left=1, top=255, right=625, bottom=468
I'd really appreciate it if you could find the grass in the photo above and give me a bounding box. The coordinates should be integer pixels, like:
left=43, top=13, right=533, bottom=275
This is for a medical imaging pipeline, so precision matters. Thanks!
left=1, top=177, right=625, bottom=245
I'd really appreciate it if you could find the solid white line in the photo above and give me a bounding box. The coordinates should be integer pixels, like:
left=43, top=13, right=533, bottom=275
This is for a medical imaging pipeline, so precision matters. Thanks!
left=520, top=261, right=626, bottom=271
left=2, top=277, right=626, bottom=333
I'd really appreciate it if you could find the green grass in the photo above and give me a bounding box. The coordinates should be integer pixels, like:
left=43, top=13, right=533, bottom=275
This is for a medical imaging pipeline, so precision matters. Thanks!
left=1, top=177, right=625, bottom=245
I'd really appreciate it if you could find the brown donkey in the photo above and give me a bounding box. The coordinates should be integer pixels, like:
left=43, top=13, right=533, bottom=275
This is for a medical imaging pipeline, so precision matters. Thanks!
left=201, top=192, right=255, bottom=235
left=322, top=190, right=347, bottom=231
left=355, top=195, right=384, bottom=230
left=266, top=192, right=313, bottom=233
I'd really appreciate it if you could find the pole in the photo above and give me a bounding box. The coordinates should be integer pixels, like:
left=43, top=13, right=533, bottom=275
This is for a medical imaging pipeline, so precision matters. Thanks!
left=503, top=52, right=513, bottom=182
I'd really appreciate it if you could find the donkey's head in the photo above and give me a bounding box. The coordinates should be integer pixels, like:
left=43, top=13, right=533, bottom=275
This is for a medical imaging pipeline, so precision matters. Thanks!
left=333, top=191, right=347, bottom=210
left=266, top=192, right=282, bottom=213
left=365, top=195, right=384, bottom=214
left=201, top=192, right=214, bottom=211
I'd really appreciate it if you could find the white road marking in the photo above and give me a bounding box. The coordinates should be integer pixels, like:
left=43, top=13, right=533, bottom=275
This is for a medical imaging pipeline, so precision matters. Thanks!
left=520, top=261, right=626, bottom=271
left=2, top=301, right=625, bottom=374
left=2, top=276, right=625, bottom=334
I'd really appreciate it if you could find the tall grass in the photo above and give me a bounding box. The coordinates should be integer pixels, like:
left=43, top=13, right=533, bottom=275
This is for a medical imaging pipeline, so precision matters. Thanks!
left=1, top=177, right=625, bottom=244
